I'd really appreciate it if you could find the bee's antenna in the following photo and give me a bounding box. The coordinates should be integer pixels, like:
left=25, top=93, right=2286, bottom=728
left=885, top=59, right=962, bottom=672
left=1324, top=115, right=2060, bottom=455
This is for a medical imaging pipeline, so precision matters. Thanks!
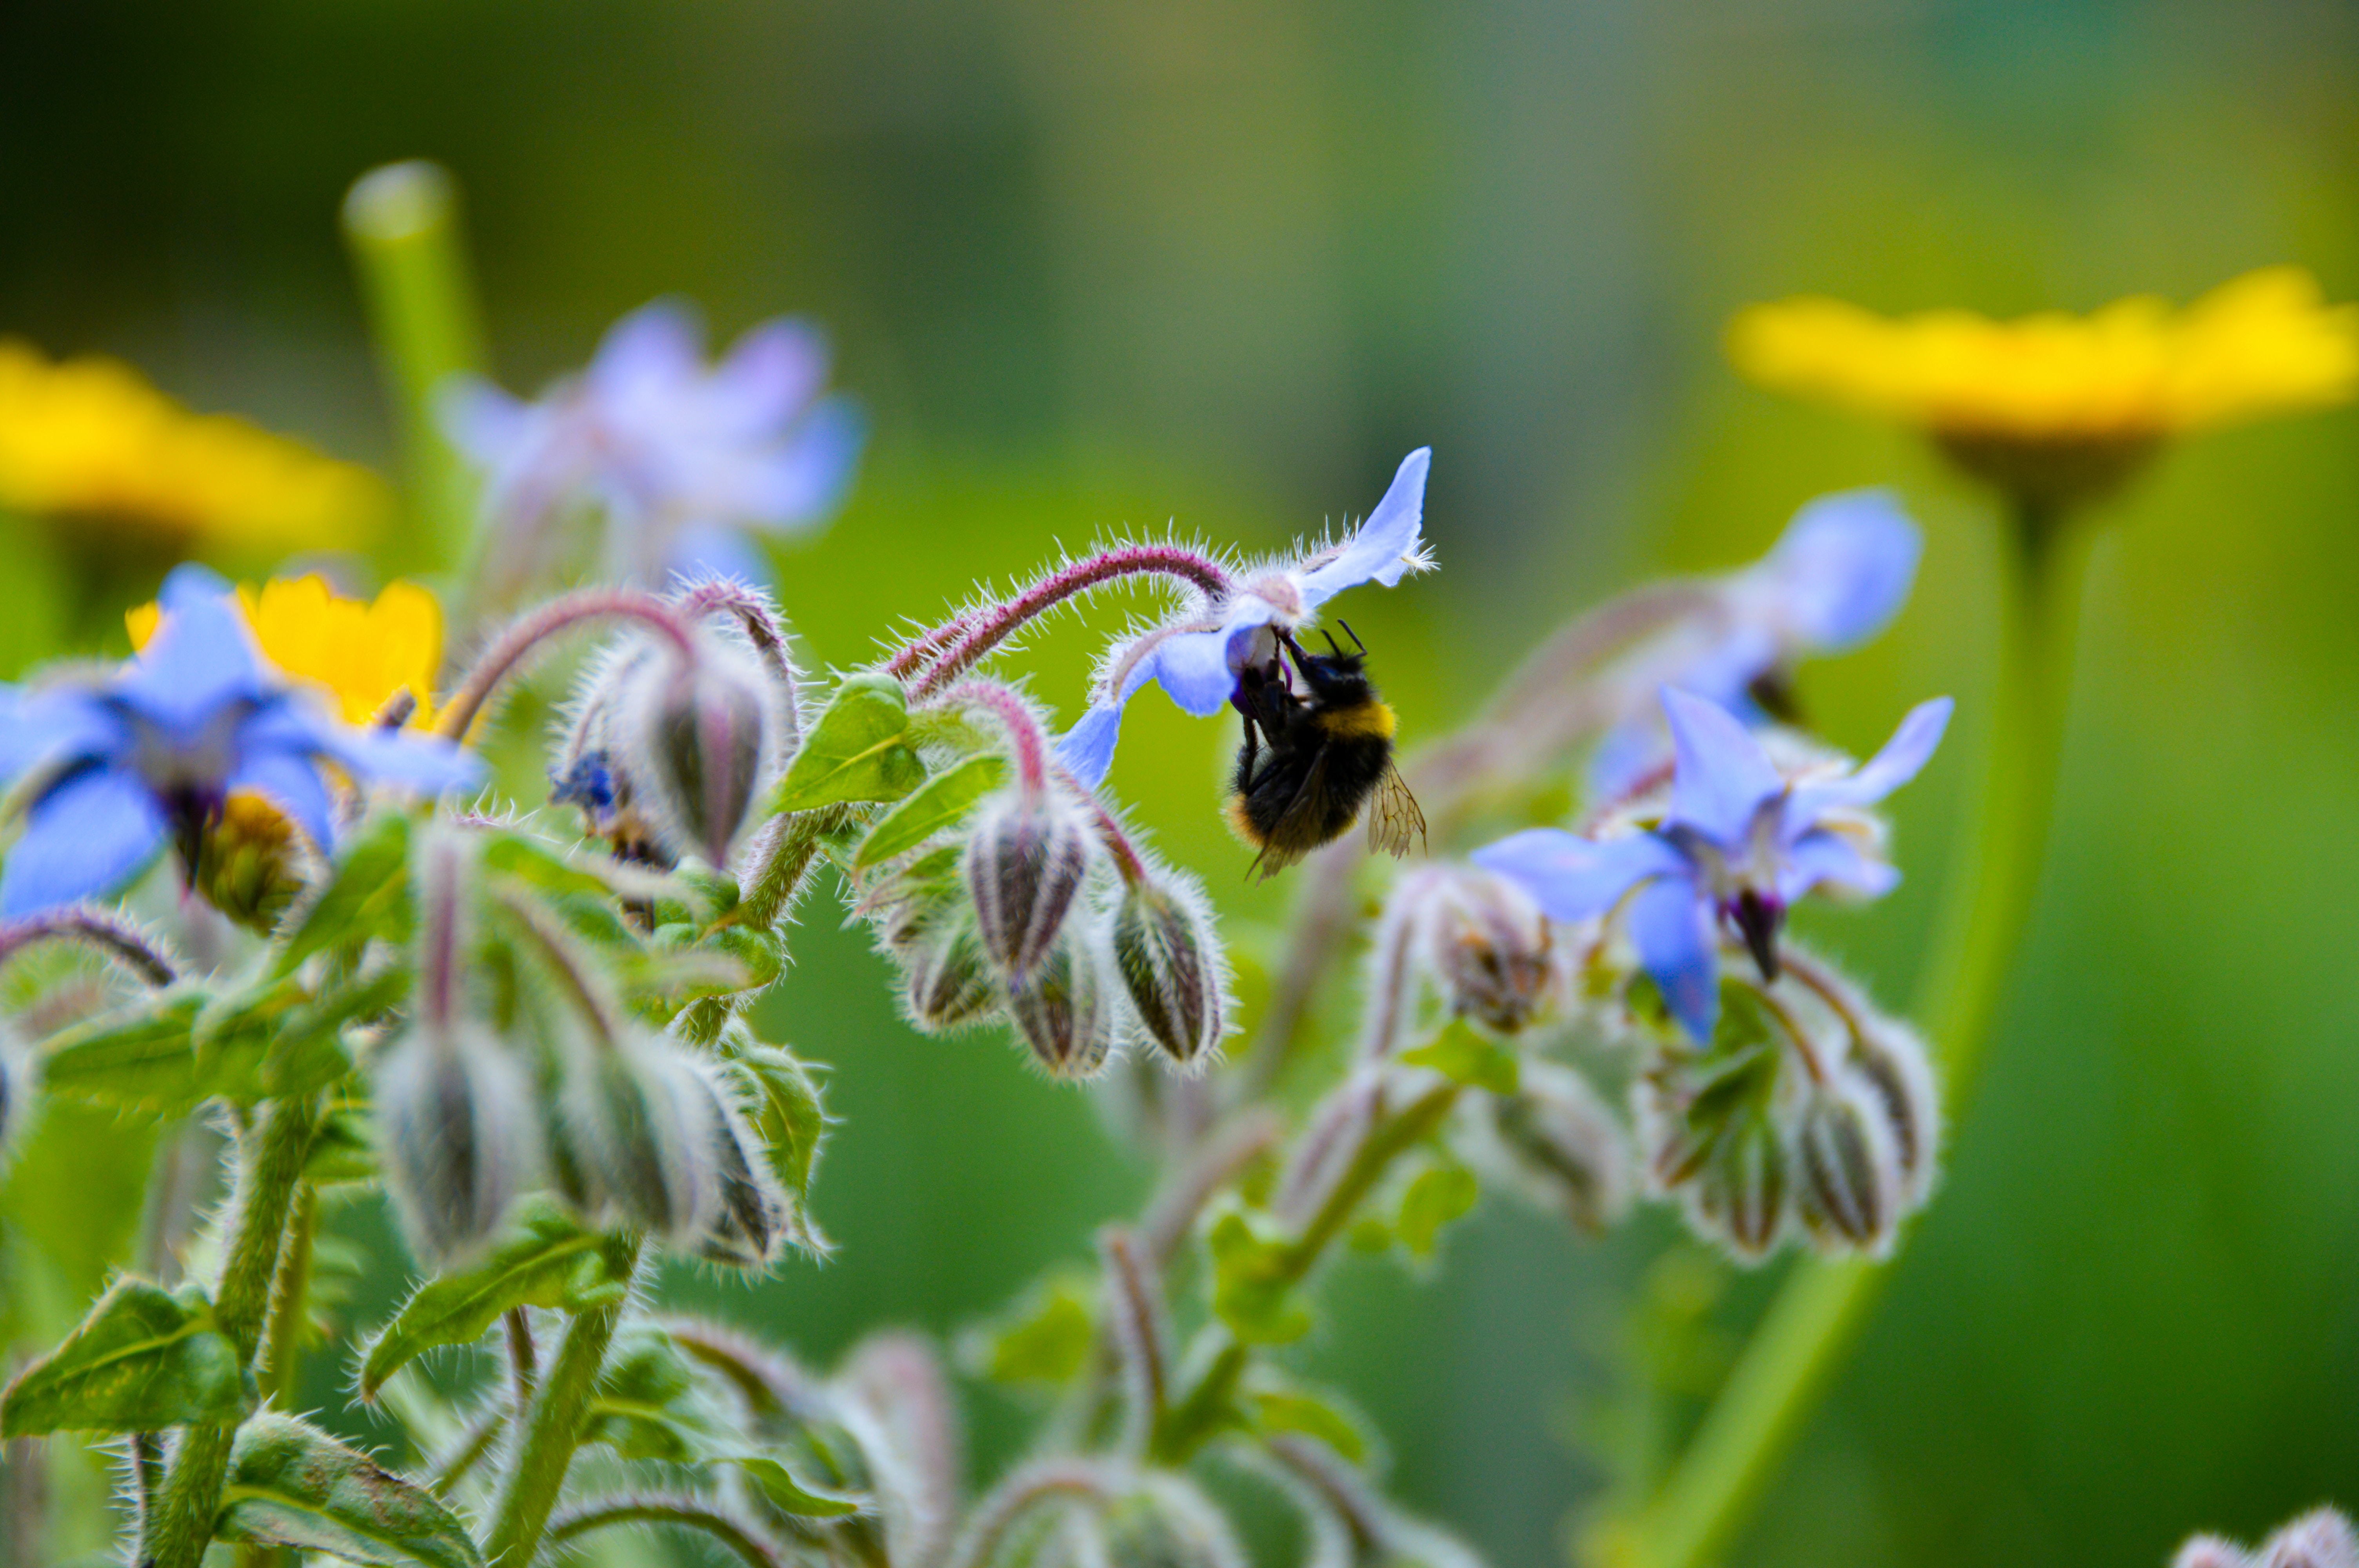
left=1320, top=629, right=1343, bottom=657
left=1338, top=619, right=1365, bottom=653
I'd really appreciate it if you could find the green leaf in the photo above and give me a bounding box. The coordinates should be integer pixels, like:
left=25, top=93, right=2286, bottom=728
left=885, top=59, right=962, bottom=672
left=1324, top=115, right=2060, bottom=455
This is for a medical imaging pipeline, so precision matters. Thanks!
left=216, top=1412, right=484, bottom=1568
left=726, top=1042, right=831, bottom=1254
left=1395, top=1163, right=1480, bottom=1260
left=303, top=1103, right=379, bottom=1187
left=1206, top=1206, right=1310, bottom=1346
left=358, top=1201, right=631, bottom=1398
left=851, top=752, right=1008, bottom=869
left=727, top=1453, right=867, bottom=1519
left=772, top=673, right=926, bottom=811
left=1246, top=1384, right=1370, bottom=1465
left=0, top=1278, right=246, bottom=1436
left=583, top=1328, right=710, bottom=1463
left=36, top=991, right=207, bottom=1110
left=1400, top=1020, right=1521, bottom=1096
left=275, top=809, right=414, bottom=974
left=966, top=1269, right=1097, bottom=1388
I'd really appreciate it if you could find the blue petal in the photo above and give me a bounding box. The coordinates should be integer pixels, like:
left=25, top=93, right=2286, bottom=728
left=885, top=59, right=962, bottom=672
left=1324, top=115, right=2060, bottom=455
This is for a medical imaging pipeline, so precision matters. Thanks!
left=437, top=375, right=533, bottom=465
left=0, top=687, right=123, bottom=784
left=1148, top=626, right=1242, bottom=718
left=1628, top=875, right=1718, bottom=1042
left=323, top=726, right=486, bottom=795
left=667, top=523, right=774, bottom=588
left=114, top=568, right=272, bottom=733
left=230, top=747, right=336, bottom=851
left=1054, top=704, right=1125, bottom=790
left=737, top=397, right=864, bottom=527
left=1471, top=828, right=1687, bottom=924
left=1, top=768, right=168, bottom=916
left=1777, top=830, right=1897, bottom=902
left=1662, top=688, right=1783, bottom=846
left=1788, top=697, right=1953, bottom=823
left=710, top=318, right=831, bottom=433
left=1765, top=490, right=1921, bottom=651
left=1297, top=448, right=1432, bottom=608
left=590, top=299, right=704, bottom=402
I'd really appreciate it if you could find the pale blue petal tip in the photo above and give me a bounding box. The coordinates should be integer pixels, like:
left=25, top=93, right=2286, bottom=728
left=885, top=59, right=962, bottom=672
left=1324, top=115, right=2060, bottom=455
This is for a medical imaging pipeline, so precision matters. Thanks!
left=1054, top=707, right=1123, bottom=790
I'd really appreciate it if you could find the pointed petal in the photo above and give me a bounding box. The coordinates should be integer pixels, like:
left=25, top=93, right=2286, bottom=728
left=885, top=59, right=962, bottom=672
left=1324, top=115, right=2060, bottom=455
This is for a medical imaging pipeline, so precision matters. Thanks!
left=666, top=523, right=774, bottom=588
left=734, top=398, right=864, bottom=526
left=230, top=747, right=335, bottom=851
left=1054, top=704, right=1124, bottom=789
left=1663, top=688, right=1783, bottom=845
left=1, top=768, right=168, bottom=916
left=1764, top=489, right=1921, bottom=650
left=1149, top=626, right=1243, bottom=717
left=1472, top=828, right=1687, bottom=924
left=1777, top=830, right=1898, bottom=902
left=590, top=299, right=705, bottom=401
left=1297, top=447, right=1433, bottom=607
left=709, top=318, right=831, bottom=433
left=0, top=688, right=121, bottom=783
left=436, top=375, right=532, bottom=463
left=1628, top=874, right=1718, bottom=1042
left=323, top=726, right=485, bottom=795
left=114, top=569, right=271, bottom=732
left=1789, top=697, right=1953, bottom=822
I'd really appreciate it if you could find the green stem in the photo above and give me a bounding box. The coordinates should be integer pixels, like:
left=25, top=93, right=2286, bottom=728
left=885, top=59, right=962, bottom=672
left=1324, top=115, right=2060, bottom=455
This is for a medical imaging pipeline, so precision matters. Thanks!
left=1615, top=502, right=2090, bottom=1568
left=483, top=1232, right=642, bottom=1568
left=260, top=1183, right=318, bottom=1410
left=143, top=1097, right=320, bottom=1568
left=340, top=160, right=489, bottom=577
left=1152, top=1078, right=1461, bottom=1463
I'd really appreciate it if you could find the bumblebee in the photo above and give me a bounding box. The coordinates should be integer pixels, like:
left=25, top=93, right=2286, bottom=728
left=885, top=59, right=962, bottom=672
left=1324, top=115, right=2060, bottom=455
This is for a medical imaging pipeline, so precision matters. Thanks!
left=1227, top=624, right=1426, bottom=878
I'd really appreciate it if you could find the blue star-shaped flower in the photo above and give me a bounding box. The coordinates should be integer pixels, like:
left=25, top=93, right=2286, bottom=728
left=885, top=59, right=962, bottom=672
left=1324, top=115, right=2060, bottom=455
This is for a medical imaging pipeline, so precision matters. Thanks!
left=1055, top=448, right=1436, bottom=788
left=1588, top=490, right=1922, bottom=797
left=1475, top=687, right=1950, bottom=1041
left=443, top=299, right=863, bottom=589
left=0, top=566, right=482, bottom=916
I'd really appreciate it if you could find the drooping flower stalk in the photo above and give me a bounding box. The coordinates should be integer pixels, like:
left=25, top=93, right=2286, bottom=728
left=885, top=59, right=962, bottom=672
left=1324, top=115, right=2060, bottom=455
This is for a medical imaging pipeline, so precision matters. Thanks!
left=1621, top=499, right=2090, bottom=1568
left=0, top=907, right=178, bottom=988
left=906, top=543, right=1235, bottom=698
left=434, top=587, right=701, bottom=742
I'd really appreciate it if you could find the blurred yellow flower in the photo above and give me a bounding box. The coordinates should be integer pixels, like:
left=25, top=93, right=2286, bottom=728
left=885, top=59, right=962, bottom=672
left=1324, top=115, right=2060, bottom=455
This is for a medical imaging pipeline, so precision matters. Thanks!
left=0, top=338, right=389, bottom=548
left=129, top=575, right=443, bottom=727
left=1728, top=267, right=2359, bottom=506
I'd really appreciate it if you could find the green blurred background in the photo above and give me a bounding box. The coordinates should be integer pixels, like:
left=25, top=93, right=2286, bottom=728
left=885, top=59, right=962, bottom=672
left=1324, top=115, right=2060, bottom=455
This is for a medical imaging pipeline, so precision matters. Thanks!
left=7, top=2, right=2359, bottom=1564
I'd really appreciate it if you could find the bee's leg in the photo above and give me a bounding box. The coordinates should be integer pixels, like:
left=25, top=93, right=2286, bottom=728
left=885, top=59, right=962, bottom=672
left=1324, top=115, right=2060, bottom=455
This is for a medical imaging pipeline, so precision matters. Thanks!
left=1238, top=712, right=1263, bottom=789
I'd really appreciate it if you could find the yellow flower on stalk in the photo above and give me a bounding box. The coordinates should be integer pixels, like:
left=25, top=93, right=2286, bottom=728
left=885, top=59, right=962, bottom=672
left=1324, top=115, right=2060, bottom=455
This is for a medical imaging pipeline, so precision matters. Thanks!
left=0, top=338, right=389, bottom=548
left=1728, top=267, right=2359, bottom=508
left=129, top=575, right=444, bottom=728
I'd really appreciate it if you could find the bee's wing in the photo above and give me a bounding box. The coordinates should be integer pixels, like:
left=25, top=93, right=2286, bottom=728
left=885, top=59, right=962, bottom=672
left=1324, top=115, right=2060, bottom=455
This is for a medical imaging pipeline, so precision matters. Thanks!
left=1248, top=749, right=1333, bottom=880
left=1365, top=760, right=1427, bottom=860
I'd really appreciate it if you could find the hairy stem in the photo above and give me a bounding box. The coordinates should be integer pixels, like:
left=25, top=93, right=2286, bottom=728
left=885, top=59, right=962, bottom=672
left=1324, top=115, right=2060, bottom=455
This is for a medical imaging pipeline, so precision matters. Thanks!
left=909, top=544, right=1234, bottom=697
left=546, top=1493, right=785, bottom=1568
left=943, top=1460, right=1116, bottom=1568
left=436, top=588, right=700, bottom=743
left=941, top=679, right=1052, bottom=799
left=259, top=1183, right=319, bottom=1408
left=0, top=907, right=177, bottom=987
left=1621, top=501, right=2090, bottom=1568
left=737, top=806, right=843, bottom=932
left=142, top=1096, right=320, bottom=1568
left=680, top=579, right=805, bottom=754
left=483, top=1231, right=642, bottom=1568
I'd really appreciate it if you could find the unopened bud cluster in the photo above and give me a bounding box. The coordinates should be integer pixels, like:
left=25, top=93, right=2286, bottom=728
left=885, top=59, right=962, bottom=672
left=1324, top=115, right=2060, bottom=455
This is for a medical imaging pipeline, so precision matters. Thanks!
left=553, top=597, right=798, bottom=871
left=2176, top=1509, right=2359, bottom=1568
left=861, top=690, right=1229, bottom=1082
left=375, top=827, right=789, bottom=1267
left=1632, top=949, right=1938, bottom=1261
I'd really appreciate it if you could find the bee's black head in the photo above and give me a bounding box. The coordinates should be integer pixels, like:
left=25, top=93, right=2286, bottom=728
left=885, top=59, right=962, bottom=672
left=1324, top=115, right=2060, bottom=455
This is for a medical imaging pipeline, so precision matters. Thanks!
left=1283, top=630, right=1375, bottom=705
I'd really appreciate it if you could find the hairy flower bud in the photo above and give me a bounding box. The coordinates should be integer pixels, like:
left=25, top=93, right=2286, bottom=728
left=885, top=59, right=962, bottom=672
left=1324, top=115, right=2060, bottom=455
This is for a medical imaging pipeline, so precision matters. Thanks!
left=694, top=1067, right=792, bottom=1270
left=560, top=1033, right=725, bottom=1243
left=1792, top=1070, right=1903, bottom=1254
left=2175, top=1510, right=2359, bottom=1568
left=1468, top=1061, right=1632, bottom=1235
left=1690, top=1108, right=1787, bottom=1259
left=376, top=1022, right=545, bottom=1263
left=1414, top=865, right=1556, bottom=1033
left=551, top=638, right=669, bottom=862
left=620, top=632, right=776, bottom=869
left=1849, top=1011, right=1941, bottom=1209
left=195, top=791, right=314, bottom=931
left=965, top=792, right=1091, bottom=982
left=1006, top=936, right=1115, bottom=1080
left=903, top=919, right=1001, bottom=1033
left=1110, top=868, right=1228, bottom=1069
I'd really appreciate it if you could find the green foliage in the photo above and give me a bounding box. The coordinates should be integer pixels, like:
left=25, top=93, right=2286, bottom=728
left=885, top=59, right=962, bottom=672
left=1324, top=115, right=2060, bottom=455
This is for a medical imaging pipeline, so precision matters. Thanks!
left=1399, top=1020, right=1521, bottom=1097
left=723, top=1038, right=832, bottom=1255
left=853, top=751, right=1007, bottom=868
left=0, top=1278, right=247, bottom=1436
left=773, top=673, right=927, bottom=811
left=1207, top=1204, right=1311, bottom=1346
left=275, top=808, right=415, bottom=974
left=358, top=1200, right=634, bottom=1397
left=967, top=1267, right=1099, bottom=1388
left=1245, top=1379, right=1372, bottom=1465
left=215, top=1412, right=485, bottom=1568
left=1395, top=1161, right=1481, bottom=1260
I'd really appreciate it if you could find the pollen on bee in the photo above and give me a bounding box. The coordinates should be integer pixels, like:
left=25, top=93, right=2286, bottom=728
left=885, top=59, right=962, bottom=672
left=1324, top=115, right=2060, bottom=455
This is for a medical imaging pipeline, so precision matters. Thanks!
left=1314, top=701, right=1396, bottom=740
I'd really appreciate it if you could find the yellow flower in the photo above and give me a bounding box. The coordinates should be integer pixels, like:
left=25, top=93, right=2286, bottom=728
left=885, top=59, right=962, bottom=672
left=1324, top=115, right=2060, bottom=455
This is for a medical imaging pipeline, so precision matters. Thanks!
left=1728, top=267, right=2359, bottom=506
left=129, top=575, right=444, bottom=728
left=0, top=338, right=389, bottom=549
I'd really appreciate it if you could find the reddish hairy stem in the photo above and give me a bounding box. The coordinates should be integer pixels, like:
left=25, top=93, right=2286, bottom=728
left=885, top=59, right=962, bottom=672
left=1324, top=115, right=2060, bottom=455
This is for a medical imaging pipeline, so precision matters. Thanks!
left=0, top=907, right=177, bottom=988
left=910, top=544, right=1233, bottom=696
left=436, top=589, right=700, bottom=742
left=940, top=679, right=1052, bottom=799
left=677, top=580, right=804, bottom=750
